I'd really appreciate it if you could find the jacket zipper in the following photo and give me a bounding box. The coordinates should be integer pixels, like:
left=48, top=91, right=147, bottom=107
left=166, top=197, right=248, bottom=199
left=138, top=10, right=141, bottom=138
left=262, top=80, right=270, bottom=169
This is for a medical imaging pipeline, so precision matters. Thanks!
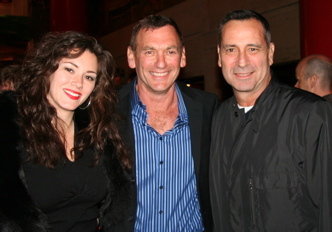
left=249, top=178, right=257, bottom=229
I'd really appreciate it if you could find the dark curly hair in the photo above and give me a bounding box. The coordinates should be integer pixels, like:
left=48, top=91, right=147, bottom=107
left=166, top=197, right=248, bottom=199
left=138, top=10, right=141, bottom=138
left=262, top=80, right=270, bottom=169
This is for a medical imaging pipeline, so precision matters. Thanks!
left=17, top=31, right=130, bottom=168
left=0, top=64, right=21, bottom=91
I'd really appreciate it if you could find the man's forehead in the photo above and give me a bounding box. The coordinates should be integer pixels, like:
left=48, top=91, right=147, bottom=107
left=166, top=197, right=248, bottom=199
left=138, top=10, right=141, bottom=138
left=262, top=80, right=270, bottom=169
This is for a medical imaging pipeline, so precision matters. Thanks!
left=222, top=19, right=264, bottom=35
left=135, top=32, right=182, bottom=50
left=296, top=61, right=306, bottom=76
left=137, top=25, right=176, bottom=36
left=220, top=19, right=267, bottom=46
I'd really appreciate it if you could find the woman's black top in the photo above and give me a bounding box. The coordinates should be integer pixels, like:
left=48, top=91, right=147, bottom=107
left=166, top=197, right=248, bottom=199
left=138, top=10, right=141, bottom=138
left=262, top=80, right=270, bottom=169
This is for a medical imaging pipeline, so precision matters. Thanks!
left=22, top=149, right=108, bottom=232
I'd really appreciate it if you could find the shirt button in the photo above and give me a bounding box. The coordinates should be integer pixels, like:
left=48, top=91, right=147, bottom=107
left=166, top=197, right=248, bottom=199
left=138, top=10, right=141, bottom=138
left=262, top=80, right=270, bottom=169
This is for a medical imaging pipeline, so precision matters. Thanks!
left=159, top=185, right=164, bottom=189
left=159, top=161, right=164, bottom=165
left=159, top=136, right=162, bottom=140
left=159, top=210, right=163, bottom=214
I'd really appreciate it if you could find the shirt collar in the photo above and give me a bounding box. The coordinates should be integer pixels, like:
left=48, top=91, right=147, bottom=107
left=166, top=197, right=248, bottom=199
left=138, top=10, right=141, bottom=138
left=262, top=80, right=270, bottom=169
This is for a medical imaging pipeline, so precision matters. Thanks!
left=130, top=81, right=188, bottom=123
left=131, top=80, right=143, bottom=110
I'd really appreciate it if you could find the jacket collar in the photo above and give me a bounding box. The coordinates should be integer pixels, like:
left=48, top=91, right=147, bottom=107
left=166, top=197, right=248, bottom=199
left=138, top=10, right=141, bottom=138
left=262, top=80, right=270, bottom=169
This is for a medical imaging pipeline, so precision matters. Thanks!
left=118, top=81, right=204, bottom=180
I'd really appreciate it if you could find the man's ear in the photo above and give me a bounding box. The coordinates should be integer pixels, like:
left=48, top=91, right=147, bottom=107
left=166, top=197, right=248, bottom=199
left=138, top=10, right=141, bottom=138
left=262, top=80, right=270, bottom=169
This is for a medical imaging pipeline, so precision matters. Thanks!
left=268, top=42, right=275, bottom=66
left=309, top=74, right=318, bottom=89
left=180, top=47, right=186, bottom=68
left=217, top=45, right=222, bottom=68
left=127, top=46, right=136, bottom=69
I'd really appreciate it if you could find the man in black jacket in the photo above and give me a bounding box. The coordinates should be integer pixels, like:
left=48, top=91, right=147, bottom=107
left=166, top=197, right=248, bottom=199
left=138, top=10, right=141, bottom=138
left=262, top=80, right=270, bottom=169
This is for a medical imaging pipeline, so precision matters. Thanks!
left=210, top=9, right=332, bottom=231
left=105, top=15, right=218, bottom=232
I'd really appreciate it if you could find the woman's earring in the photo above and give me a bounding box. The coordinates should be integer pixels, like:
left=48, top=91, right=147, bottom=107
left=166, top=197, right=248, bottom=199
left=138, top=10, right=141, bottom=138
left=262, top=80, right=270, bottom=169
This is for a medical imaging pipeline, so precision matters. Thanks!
left=79, top=97, right=91, bottom=110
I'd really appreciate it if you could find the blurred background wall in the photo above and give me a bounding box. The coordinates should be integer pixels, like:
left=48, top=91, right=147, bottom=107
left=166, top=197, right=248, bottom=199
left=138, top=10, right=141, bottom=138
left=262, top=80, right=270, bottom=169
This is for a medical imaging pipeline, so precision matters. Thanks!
left=1, top=0, right=331, bottom=99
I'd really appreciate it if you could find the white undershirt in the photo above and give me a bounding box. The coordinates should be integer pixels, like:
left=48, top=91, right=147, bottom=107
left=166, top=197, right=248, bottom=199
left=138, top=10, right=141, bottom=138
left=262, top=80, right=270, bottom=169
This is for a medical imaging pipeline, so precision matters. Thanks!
left=238, top=104, right=254, bottom=113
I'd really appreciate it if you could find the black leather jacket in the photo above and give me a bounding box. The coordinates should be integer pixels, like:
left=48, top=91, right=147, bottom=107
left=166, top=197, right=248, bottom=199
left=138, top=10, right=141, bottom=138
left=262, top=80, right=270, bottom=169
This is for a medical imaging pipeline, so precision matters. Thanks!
left=210, top=82, right=332, bottom=232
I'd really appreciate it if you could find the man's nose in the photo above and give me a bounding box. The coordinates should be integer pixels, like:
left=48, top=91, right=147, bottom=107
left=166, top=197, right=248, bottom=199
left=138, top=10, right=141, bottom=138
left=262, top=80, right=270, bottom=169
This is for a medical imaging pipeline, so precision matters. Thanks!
left=156, top=53, right=166, bottom=68
left=237, top=51, right=249, bottom=67
left=294, top=81, right=299, bottom=88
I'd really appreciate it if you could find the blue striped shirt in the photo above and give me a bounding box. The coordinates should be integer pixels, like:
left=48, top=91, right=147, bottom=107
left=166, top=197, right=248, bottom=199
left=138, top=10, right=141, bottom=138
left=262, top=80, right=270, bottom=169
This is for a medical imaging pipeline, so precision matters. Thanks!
left=131, top=84, right=204, bottom=232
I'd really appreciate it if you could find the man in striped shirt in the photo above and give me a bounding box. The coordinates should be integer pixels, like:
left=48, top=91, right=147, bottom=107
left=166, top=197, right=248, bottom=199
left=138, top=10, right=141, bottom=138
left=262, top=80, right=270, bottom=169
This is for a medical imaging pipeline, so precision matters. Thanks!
left=110, top=15, right=218, bottom=232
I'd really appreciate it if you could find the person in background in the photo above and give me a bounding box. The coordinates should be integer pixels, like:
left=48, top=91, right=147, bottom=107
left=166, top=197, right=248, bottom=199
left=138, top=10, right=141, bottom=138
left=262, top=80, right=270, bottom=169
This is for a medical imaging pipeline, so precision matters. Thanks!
left=295, top=54, right=332, bottom=102
left=210, top=9, right=332, bottom=232
left=0, top=64, right=21, bottom=91
left=0, top=31, right=130, bottom=232
left=107, top=15, right=218, bottom=232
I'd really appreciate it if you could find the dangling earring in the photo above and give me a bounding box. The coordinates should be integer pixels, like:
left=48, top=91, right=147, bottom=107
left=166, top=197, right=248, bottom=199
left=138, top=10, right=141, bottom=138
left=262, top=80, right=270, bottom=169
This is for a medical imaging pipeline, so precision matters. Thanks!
left=79, top=97, right=91, bottom=110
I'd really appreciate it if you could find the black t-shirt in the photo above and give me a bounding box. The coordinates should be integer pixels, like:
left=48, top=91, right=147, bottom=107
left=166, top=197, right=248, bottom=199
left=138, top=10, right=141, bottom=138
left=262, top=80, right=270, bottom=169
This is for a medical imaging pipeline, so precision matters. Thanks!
left=23, top=149, right=108, bottom=232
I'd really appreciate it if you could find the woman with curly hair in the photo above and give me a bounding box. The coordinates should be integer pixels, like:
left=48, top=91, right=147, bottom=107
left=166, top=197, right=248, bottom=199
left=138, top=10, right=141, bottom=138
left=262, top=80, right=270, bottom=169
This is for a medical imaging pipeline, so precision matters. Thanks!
left=0, top=31, right=130, bottom=232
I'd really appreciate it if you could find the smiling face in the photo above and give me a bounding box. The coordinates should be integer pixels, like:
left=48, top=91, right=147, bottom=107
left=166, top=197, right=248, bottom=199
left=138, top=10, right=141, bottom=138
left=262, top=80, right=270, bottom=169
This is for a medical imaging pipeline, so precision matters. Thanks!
left=218, top=19, right=274, bottom=105
left=127, top=25, right=186, bottom=95
left=47, top=50, right=98, bottom=117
